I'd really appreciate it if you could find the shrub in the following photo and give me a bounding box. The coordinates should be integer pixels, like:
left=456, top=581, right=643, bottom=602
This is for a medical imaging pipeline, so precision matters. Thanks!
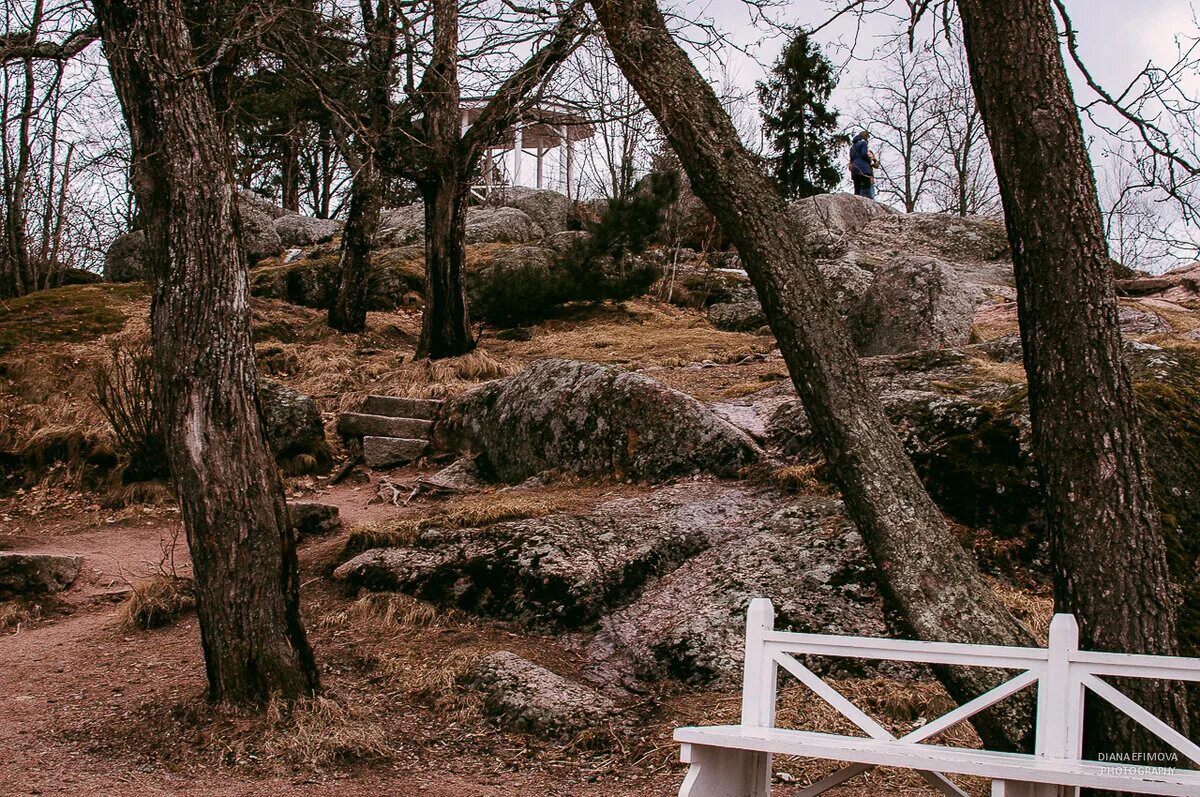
left=92, top=340, right=170, bottom=482
left=469, top=172, right=677, bottom=327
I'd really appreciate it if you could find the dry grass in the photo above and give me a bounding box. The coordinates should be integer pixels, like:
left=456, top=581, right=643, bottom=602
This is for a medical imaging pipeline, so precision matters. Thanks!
left=256, top=695, right=393, bottom=768
left=762, top=463, right=835, bottom=496
left=0, top=598, right=46, bottom=631
left=318, top=591, right=447, bottom=632
left=966, top=356, right=1027, bottom=385
left=120, top=574, right=196, bottom=629
left=345, top=490, right=582, bottom=552
left=487, top=300, right=771, bottom=369
left=989, top=577, right=1054, bottom=645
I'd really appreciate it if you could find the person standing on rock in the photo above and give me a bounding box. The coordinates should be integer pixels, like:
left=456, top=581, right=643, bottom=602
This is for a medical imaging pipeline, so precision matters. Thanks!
left=849, top=130, right=876, bottom=199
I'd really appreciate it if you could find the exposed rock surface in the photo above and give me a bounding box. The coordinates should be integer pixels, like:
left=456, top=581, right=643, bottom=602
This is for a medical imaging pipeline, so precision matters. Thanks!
left=250, top=251, right=423, bottom=311
left=583, top=496, right=883, bottom=687
left=791, top=192, right=899, bottom=258
left=273, top=214, right=342, bottom=248
left=240, top=206, right=283, bottom=264
left=335, top=482, right=776, bottom=629
left=465, top=206, right=544, bottom=244
left=288, top=501, right=341, bottom=536
left=104, top=230, right=147, bottom=283
left=0, top=552, right=82, bottom=595
left=259, top=379, right=330, bottom=468
left=461, top=651, right=616, bottom=736
left=707, top=300, right=766, bottom=332
left=850, top=256, right=983, bottom=355
left=434, top=359, right=762, bottom=482
left=490, top=188, right=572, bottom=234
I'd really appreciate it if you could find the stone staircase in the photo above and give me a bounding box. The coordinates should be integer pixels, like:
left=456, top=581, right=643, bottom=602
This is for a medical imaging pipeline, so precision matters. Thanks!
left=336, top=395, right=444, bottom=468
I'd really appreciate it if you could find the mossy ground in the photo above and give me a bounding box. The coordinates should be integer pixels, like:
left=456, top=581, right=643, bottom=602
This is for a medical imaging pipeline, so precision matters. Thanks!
left=0, top=283, right=145, bottom=355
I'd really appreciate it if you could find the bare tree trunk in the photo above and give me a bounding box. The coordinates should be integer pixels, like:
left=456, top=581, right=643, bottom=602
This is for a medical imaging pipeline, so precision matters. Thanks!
left=414, top=0, right=475, bottom=359
left=957, top=0, right=1189, bottom=767
left=417, top=174, right=474, bottom=358
left=589, top=0, right=1035, bottom=751
left=329, top=157, right=379, bottom=333
left=281, top=124, right=301, bottom=212
left=93, top=0, right=319, bottom=705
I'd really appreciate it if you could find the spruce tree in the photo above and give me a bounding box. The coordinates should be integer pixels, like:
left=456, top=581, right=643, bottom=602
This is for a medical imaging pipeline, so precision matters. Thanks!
left=757, top=32, right=843, bottom=199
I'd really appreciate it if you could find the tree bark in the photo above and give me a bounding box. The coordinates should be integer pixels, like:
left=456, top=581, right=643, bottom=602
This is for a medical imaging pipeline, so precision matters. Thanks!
left=94, top=0, right=319, bottom=704
left=956, top=0, right=1189, bottom=766
left=329, top=157, right=380, bottom=333
left=417, top=174, right=474, bottom=358
left=589, top=0, right=1035, bottom=751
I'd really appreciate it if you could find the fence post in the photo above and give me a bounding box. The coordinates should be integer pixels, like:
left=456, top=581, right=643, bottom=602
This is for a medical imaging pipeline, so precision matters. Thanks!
left=1014, top=613, right=1083, bottom=797
left=741, top=598, right=777, bottom=732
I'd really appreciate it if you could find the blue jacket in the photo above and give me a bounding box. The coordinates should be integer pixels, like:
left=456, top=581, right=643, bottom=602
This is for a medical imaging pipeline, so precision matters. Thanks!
left=850, top=134, right=873, bottom=178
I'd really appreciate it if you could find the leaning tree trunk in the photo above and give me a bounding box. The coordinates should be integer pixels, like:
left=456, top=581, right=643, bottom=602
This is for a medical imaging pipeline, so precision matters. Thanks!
left=417, top=174, right=474, bottom=358
left=957, top=0, right=1189, bottom=769
left=590, top=0, right=1035, bottom=751
left=329, top=156, right=380, bottom=333
left=94, top=0, right=319, bottom=704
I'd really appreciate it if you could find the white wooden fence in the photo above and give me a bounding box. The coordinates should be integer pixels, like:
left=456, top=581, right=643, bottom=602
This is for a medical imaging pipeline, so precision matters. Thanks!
left=674, top=598, right=1200, bottom=796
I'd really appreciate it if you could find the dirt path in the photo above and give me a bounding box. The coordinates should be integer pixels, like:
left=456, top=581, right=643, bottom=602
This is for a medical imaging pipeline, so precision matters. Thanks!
left=0, top=484, right=684, bottom=797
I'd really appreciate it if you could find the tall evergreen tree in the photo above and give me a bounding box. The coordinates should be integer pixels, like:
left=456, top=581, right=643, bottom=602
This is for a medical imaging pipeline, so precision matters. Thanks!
left=757, top=32, right=843, bottom=199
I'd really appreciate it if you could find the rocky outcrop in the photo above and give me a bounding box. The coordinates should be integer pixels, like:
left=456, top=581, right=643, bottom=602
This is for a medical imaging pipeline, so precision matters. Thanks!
left=335, top=482, right=777, bottom=629
left=707, top=300, right=766, bottom=332
left=259, top=379, right=330, bottom=470
left=273, top=214, right=342, bottom=248
left=791, top=192, right=899, bottom=258
left=240, top=206, right=283, bottom=264
left=434, top=359, right=762, bottom=482
left=0, top=552, right=82, bottom=595
left=461, top=651, right=616, bottom=736
left=850, top=256, right=983, bottom=355
left=583, top=497, right=883, bottom=686
left=491, top=188, right=572, bottom=234
left=465, top=206, right=544, bottom=244
left=104, top=231, right=147, bottom=283
left=249, top=252, right=423, bottom=311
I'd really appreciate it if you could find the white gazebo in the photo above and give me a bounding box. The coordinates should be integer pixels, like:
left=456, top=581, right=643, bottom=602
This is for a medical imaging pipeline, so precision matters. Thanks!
left=461, top=98, right=594, bottom=201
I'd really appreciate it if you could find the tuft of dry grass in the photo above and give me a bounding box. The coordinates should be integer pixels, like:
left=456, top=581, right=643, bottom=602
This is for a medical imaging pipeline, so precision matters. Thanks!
left=99, top=479, right=175, bottom=510
left=120, top=574, right=196, bottom=629
left=989, top=577, right=1054, bottom=645
left=257, top=695, right=393, bottom=768
left=319, top=592, right=446, bottom=633
left=0, top=598, right=46, bottom=631
left=967, top=356, right=1028, bottom=385
left=762, top=463, right=835, bottom=496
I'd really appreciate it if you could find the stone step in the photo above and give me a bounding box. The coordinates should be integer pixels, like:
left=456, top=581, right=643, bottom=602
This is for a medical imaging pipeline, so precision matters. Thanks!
left=337, top=412, right=432, bottom=440
left=363, top=436, right=428, bottom=468
left=360, top=395, right=444, bottom=420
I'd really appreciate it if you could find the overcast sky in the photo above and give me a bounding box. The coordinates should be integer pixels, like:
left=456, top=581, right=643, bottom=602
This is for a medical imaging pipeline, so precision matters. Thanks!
left=691, top=0, right=1198, bottom=123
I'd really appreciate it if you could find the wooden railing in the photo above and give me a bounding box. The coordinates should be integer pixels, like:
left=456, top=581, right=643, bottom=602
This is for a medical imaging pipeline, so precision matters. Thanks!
left=674, top=598, right=1200, bottom=797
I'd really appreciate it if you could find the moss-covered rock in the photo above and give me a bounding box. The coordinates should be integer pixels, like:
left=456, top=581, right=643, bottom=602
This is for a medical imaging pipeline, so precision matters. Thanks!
left=249, top=253, right=424, bottom=311
left=0, top=283, right=144, bottom=355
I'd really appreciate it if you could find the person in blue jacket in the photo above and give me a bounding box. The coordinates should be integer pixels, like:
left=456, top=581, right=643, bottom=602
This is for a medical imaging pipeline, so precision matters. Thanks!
left=849, top=130, right=876, bottom=199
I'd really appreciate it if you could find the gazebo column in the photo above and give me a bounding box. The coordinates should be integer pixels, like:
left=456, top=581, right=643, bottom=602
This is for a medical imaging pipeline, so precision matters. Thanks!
left=536, top=147, right=545, bottom=189
left=560, top=123, right=571, bottom=198
left=513, top=124, right=524, bottom=187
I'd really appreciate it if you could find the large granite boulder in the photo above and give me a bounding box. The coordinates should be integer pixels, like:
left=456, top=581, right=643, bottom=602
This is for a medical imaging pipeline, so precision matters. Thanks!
left=104, top=230, right=147, bottom=283
left=378, top=204, right=426, bottom=247
left=850, top=256, right=984, bottom=355
left=250, top=251, right=423, bottom=311
left=465, top=206, right=544, bottom=244
left=461, top=651, right=616, bottom=737
left=259, top=379, right=330, bottom=469
left=0, top=552, right=82, bottom=595
left=239, top=206, right=283, bottom=264
left=493, top=188, right=572, bottom=234
left=707, top=300, right=766, bottom=332
left=434, top=359, right=762, bottom=482
left=791, top=192, right=898, bottom=258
